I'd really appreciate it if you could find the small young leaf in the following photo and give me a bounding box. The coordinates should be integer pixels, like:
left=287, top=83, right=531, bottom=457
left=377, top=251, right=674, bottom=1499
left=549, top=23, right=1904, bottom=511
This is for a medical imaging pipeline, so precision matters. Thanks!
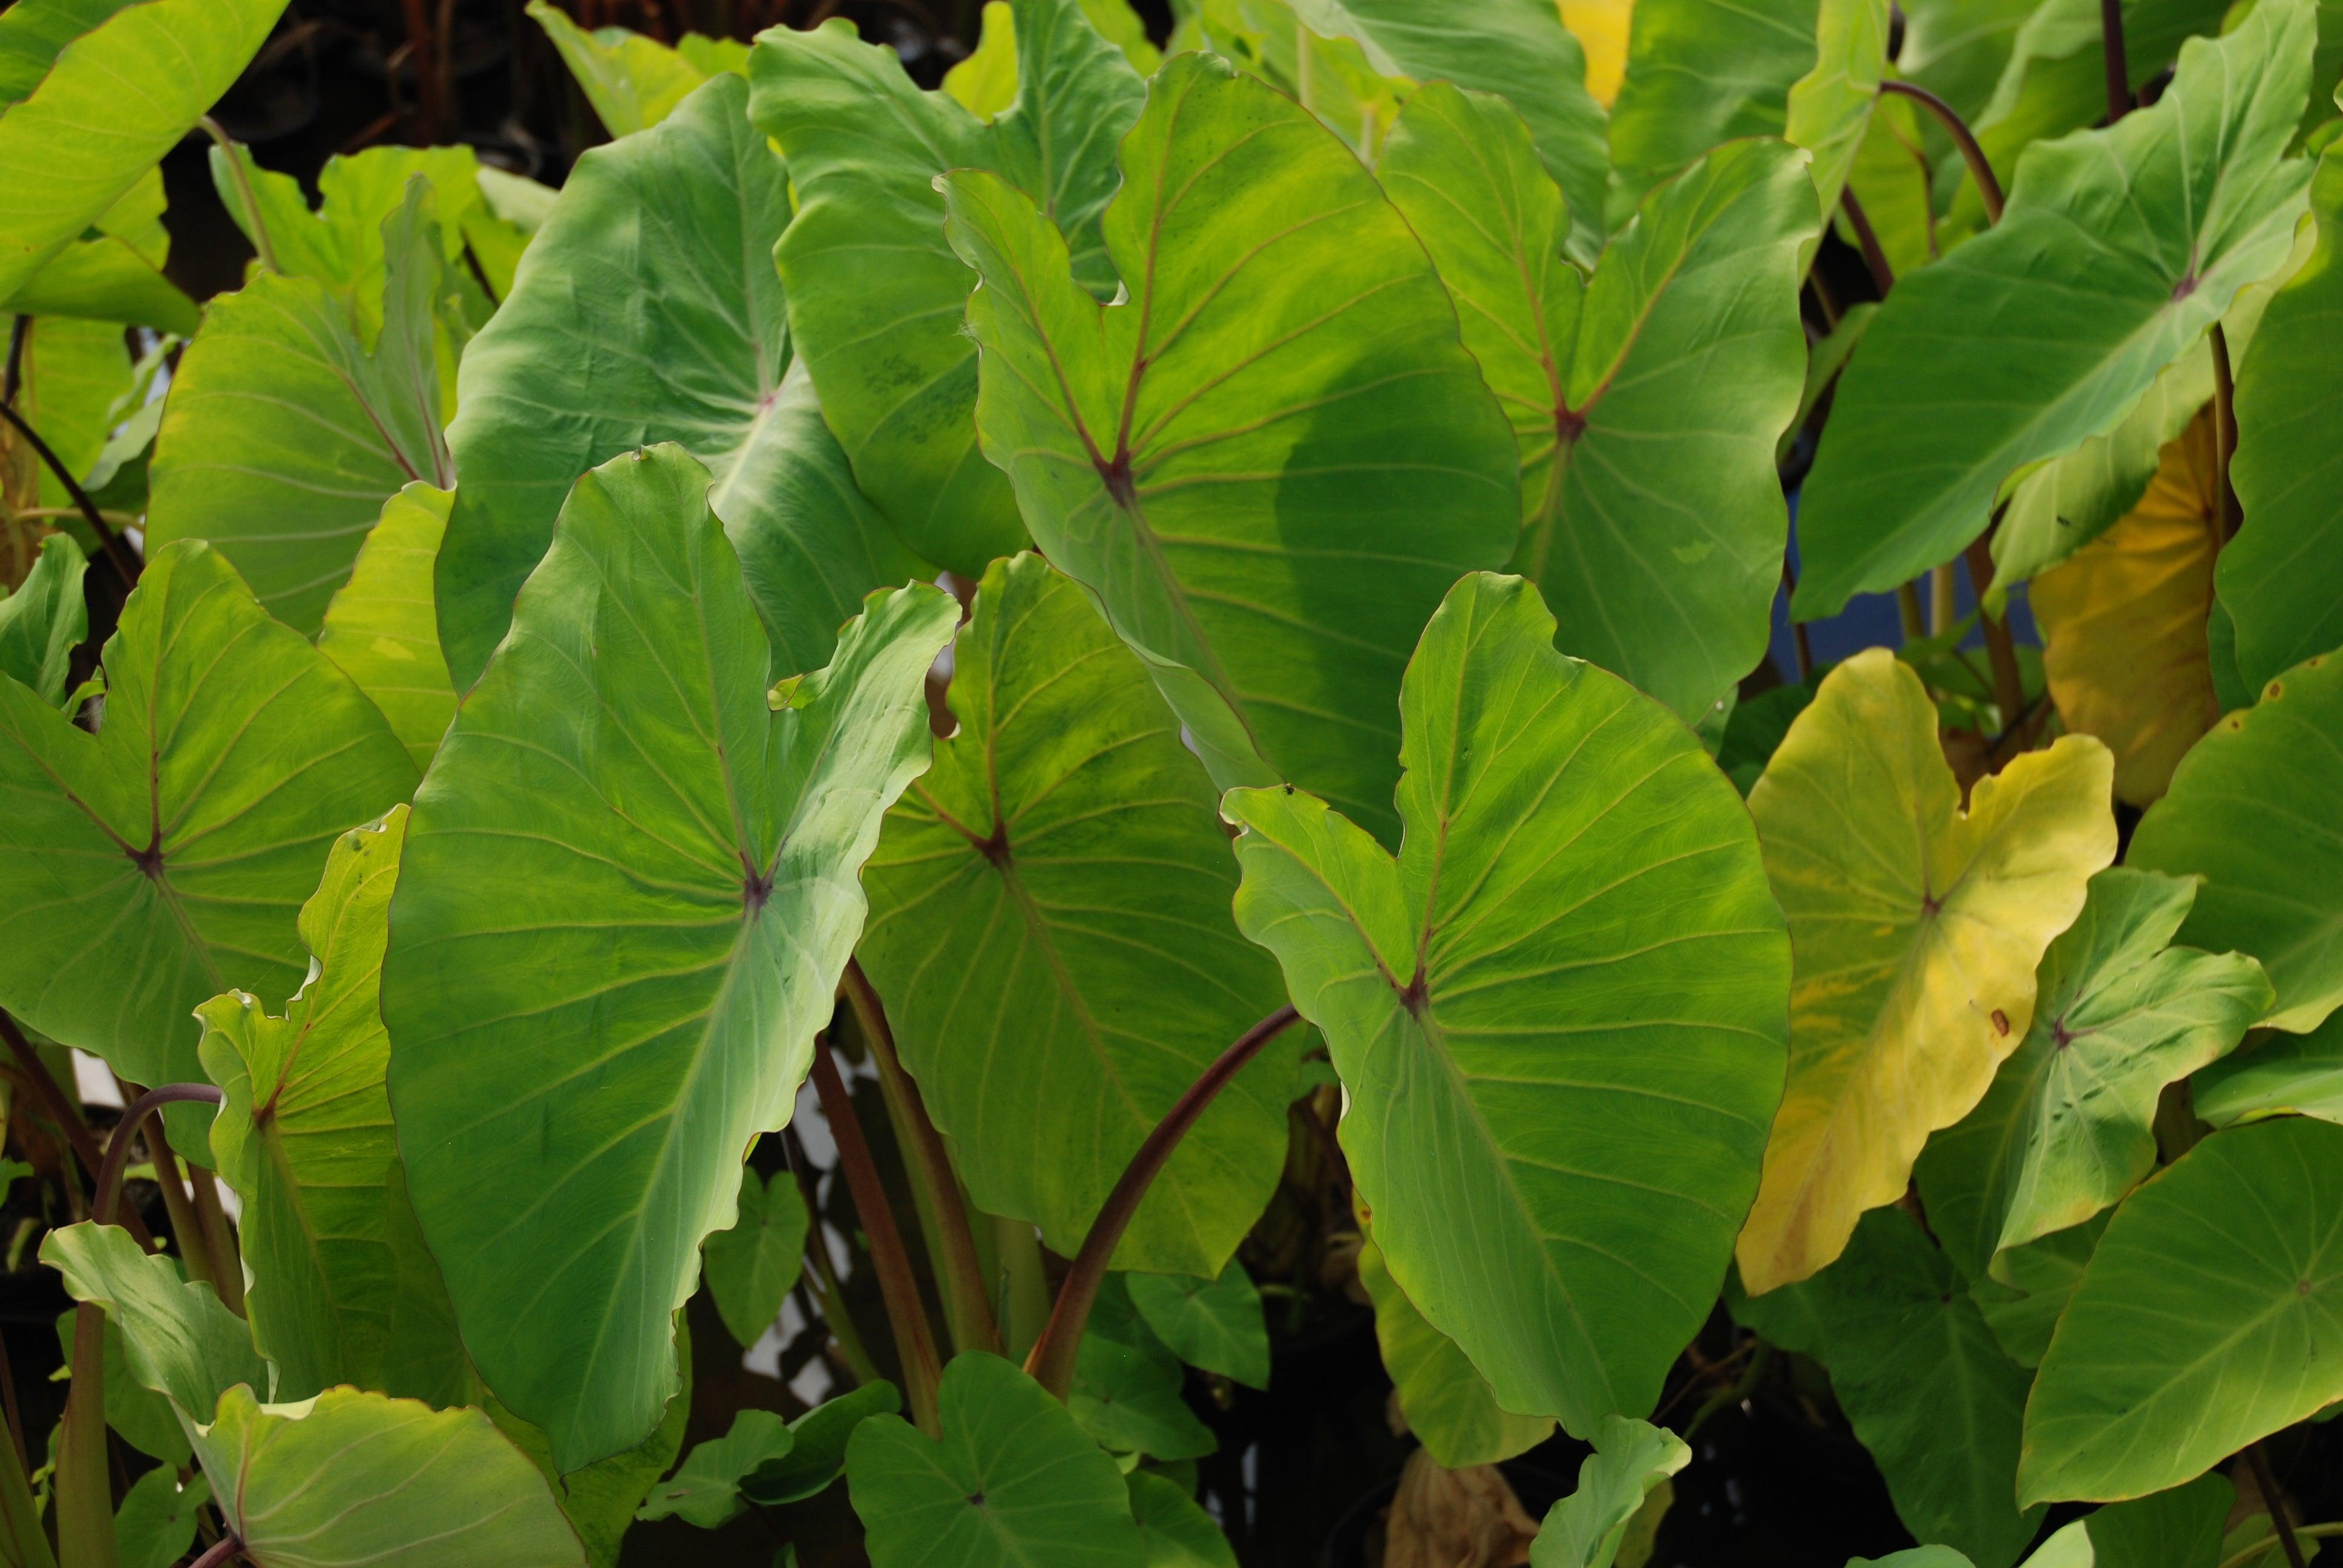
left=739, top=1379, right=902, bottom=1507
left=112, top=1466, right=206, bottom=1568
left=703, top=1165, right=810, bottom=1349
left=1528, top=1416, right=1691, bottom=1568
left=528, top=0, right=736, bottom=137
left=42, top=1223, right=266, bottom=1423
left=1071, top=1278, right=1217, bottom=1462
left=1126, top=1263, right=1269, bottom=1390
left=845, top=1353, right=1144, bottom=1568
left=638, top=1410, right=794, bottom=1528
left=1127, top=1471, right=1236, bottom=1567
left=0, top=532, right=85, bottom=707
left=1740, top=648, right=2115, bottom=1293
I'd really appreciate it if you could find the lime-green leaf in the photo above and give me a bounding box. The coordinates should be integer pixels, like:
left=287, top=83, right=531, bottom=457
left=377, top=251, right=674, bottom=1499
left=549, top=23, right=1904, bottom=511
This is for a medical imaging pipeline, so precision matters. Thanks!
left=1183, top=0, right=1410, bottom=163
left=846, top=1353, right=1144, bottom=1568
left=1914, top=868, right=2272, bottom=1281
left=196, top=806, right=465, bottom=1403
left=1357, top=1228, right=1553, bottom=1468
left=51, top=1306, right=191, bottom=1465
left=1734, top=1209, right=2043, bottom=1568
left=0, top=539, right=418, bottom=1089
left=1740, top=648, right=2115, bottom=1292
left=702, top=1165, right=809, bottom=1348
left=1072, top=1278, right=1216, bottom=1462
left=946, top=0, right=1160, bottom=116
left=859, top=554, right=1293, bottom=1275
left=0, top=532, right=85, bottom=707
left=1282, top=0, right=1612, bottom=264
left=1794, top=0, right=2316, bottom=618
left=0, top=0, right=287, bottom=301
left=1958, top=0, right=2233, bottom=240
left=316, top=483, right=456, bottom=773
left=2019, top=1116, right=2343, bottom=1503
left=148, top=181, right=455, bottom=635
left=637, top=1410, right=793, bottom=1528
left=1788, top=0, right=1893, bottom=215
left=42, top=1221, right=267, bottom=1422
left=195, top=1385, right=587, bottom=1567
left=1528, top=1416, right=1690, bottom=1568
left=2227, top=140, right=2343, bottom=693
left=1226, top=573, right=1789, bottom=1434
left=2196, top=1013, right=2343, bottom=1128
left=0, top=206, right=195, bottom=335
left=2129, top=648, right=2343, bottom=1032
left=528, top=0, right=731, bottom=137
left=13, top=312, right=130, bottom=514
left=384, top=445, right=955, bottom=1471
left=1126, top=1263, right=1268, bottom=1390
left=748, top=0, right=1144, bottom=574
left=942, top=55, right=1520, bottom=842
left=1607, top=0, right=1819, bottom=216
left=1377, top=92, right=1814, bottom=722
left=739, top=1379, right=902, bottom=1508
left=438, top=74, right=922, bottom=688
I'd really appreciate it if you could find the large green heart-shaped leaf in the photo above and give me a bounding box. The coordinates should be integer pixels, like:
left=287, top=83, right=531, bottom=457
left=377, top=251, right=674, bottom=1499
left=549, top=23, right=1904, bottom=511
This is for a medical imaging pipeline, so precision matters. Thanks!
left=747, top=0, right=1144, bottom=575
left=2129, top=649, right=2343, bottom=1032
left=1794, top=0, right=2316, bottom=618
left=2019, top=1116, right=2343, bottom=1503
left=436, top=73, right=923, bottom=689
left=1528, top=1416, right=1689, bottom=1568
left=1740, top=648, right=2115, bottom=1293
left=846, top=1353, right=1143, bottom=1568
left=1734, top=1209, right=2043, bottom=1568
left=195, top=805, right=467, bottom=1403
left=147, top=180, right=455, bottom=636
left=2227, top=138, right=2343, bottom=693
left=194, top=1385, right=587, bottom=1567
left=0, top=532, right=85, bottom=707
left=0, top=0, right=286, bottom=301
left=1377, top=90, right=1813, bottom=722
left=942, top=54, right=1519, bottom=843
left=1225, top=572, right=1789, bottom=1434
left=1357, top=1229, right=1553, bottom=1467
left=384, top=444, right=955, bottom=1471
left=315, top=484, right=457, bottom=773
left=1914, top=868, right=2272, bottom=1281
left=0, top=539, right=418, bottom=1090
left=1283, top=0, right=1612, bottom=264
left=859, top=553, right=1294, bottom=1275
left=43, top=1220, right=268, bottom=1422
left=1605, top=0, right=1820, bottom=216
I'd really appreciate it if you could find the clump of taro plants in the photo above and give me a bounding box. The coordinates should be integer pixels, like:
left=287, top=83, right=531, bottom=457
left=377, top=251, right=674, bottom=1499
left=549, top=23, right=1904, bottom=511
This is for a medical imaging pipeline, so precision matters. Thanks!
left=2, top=0, right=2342, bottom=1563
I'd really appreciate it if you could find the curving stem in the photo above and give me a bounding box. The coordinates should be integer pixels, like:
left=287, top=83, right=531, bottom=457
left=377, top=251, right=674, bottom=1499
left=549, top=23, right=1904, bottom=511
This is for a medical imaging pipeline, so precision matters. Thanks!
left=186, top=1535, right=244, bottom=1568
left=1024, top=1005, right=1300, bottom=1400
left=96, top=1085, right=224, bottom=1229
left=1880, top=80, right=2005, bottom=223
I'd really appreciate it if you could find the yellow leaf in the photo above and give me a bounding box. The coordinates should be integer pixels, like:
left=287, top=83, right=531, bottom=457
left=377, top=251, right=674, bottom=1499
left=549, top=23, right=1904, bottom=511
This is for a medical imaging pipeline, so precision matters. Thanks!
left=1558, top=0, right=1632, bottom=105
left=1739, top=648, right=2115, bottom=1293
left=2032, top=407, right=2223, bottom=806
